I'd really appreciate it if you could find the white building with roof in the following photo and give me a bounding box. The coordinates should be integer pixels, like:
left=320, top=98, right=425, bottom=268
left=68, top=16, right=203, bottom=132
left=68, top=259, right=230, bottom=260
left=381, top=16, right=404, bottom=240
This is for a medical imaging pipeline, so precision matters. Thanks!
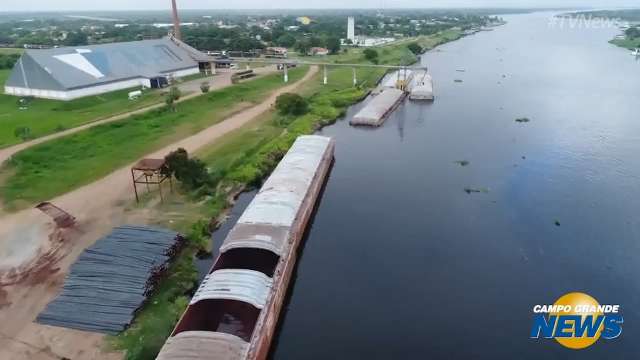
left=4, top=37, right=209, bottom=101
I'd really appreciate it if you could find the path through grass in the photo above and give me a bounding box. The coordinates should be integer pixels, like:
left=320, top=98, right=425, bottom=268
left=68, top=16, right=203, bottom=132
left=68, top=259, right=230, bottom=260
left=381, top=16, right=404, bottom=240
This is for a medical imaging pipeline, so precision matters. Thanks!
left=0, top=67, right=307, bottom=209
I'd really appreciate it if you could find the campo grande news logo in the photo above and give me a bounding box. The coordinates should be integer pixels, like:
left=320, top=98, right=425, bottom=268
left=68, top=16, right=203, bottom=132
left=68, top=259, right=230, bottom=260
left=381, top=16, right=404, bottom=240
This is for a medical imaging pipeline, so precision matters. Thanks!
left=530, top=292, right=623, bottom=349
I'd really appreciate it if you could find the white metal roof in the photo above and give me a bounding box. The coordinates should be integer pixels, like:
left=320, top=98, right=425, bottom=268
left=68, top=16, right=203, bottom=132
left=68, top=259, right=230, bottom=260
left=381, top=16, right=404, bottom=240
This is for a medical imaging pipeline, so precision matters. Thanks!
left=156, top=331, right=249, bottom=360
left=6, top=37, right=200, bottom=91
left=221, top=223, right=290, bottom=256
left=237, top=135, right=332, bottom=228
left=190, top=269, right=273, bottom=309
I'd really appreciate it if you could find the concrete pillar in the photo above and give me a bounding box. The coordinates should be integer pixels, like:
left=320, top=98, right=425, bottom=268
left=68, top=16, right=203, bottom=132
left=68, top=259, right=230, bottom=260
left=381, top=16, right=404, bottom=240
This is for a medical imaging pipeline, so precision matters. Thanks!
left=323, top=65, right=328, bottom=85
left=284, top=64, right=289, bottom=83
left=352, top=67, right=357, bottom=87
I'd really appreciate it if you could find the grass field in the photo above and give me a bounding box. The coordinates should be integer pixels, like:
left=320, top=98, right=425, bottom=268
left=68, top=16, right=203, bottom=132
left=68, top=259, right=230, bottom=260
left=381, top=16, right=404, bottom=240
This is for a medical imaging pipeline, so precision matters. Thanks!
left=0, top=66, right=307, bottom=209
left=0, top=48, right=24, bottom=55
left=0, top=69, right=167, bottom=148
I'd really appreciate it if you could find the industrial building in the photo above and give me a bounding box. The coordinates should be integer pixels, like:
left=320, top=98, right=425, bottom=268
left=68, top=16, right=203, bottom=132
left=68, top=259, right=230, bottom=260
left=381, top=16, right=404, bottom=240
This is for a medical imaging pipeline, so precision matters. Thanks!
left=4, top=37, right=212, bottom=101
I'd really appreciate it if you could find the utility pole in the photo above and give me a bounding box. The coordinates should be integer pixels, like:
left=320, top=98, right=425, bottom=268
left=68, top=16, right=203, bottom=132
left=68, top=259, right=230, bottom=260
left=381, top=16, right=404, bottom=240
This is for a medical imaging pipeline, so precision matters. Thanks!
left=352, top=67, right=357, bottom=87
left=171, top=0, right=181, bottom=40
left=323, top=65, right=328, bottom=85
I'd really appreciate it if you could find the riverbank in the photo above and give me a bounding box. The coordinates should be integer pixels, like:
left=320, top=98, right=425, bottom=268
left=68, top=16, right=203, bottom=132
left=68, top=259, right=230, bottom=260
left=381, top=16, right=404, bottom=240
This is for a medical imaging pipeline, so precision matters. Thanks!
left=107, top=26, right=482, bottom=360
left=610, top=37, right=640, bottom=50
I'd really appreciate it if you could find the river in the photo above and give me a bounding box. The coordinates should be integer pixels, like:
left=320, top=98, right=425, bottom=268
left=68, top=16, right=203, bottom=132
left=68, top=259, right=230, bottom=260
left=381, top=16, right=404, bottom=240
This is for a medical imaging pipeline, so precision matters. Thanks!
left=262, top=11, right=640, bottom=359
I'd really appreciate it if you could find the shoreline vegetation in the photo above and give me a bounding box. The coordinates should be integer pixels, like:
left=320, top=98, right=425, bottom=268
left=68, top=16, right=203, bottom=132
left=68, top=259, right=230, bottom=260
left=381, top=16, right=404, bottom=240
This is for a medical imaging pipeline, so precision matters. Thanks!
left=108, top=26, right=488, bottom=359
left=562, top=10, right=640, bottom=51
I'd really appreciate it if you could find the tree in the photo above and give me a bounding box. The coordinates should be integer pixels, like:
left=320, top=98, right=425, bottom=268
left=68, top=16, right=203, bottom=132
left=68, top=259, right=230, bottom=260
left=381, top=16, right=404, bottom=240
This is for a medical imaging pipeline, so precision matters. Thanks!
left=275, top=93, right=309, bottom=116
left=309, top=36, right=323, bottom=47
left=626, top=27, right=640, bottom=39
left=165, top=86, right=181, bottom=111
left=326, top=37, right=341, bottom=54
left=363, top=48, right=379, bottom=64
left=407, top=42, right=423, bottom=55
left=294, top=38, right=311, bottom=55
left=14, top=126, right=32, bottom=141
left=164, top=148, right=211, bottom=190
left=200, top=81, right=210, bottom=93
left=276, top=34, right=296, bottom=48
left=64, top=31, right=88, bottom=46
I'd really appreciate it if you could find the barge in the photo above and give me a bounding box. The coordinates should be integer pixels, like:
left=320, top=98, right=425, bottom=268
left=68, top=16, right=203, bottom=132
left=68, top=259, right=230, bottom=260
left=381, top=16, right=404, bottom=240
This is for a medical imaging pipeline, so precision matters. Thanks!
left=408, top=70, right=434, bottom=101
left=350, top=88, right=406, bottom=127
left=156, top=135, right=335, bottom=360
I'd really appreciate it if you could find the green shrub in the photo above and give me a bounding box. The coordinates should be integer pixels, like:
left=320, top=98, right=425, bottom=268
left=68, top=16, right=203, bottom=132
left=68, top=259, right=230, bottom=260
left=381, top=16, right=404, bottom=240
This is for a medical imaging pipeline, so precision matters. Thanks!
left=363, top=48, right=379, bottom=64
left=275, top=92, right=309, bottom=116
left=165, top=86, right=181, bottom=111
left=164, top=148, right=212, bottom=190
left=200, top=82, right=210, bottom=93
left=407, top=42, right=423, bottom=55
left=13, top=126, right=32, bottom=141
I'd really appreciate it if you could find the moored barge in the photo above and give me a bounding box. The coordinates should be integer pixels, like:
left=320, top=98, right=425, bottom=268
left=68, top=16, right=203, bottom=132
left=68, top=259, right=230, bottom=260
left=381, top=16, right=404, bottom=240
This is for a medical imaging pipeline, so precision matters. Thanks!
left=156, top=135, right=335, bottom=360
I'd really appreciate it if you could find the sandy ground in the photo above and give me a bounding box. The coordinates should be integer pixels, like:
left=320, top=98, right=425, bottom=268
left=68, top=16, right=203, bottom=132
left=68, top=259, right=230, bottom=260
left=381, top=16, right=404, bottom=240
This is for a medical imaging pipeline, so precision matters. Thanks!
left=0, top=65, right=317, bottom=359
left=0, top=66, right=278, bottom=166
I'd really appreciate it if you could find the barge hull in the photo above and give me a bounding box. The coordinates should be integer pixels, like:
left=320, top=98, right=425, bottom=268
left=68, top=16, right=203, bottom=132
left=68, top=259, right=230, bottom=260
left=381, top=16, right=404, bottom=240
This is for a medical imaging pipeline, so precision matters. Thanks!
left=247, top=138, right=334, bottom=360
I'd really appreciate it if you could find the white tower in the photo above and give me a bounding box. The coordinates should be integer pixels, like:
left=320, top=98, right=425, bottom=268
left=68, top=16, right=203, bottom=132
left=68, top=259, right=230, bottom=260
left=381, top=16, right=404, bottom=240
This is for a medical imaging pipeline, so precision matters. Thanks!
left=347, top=16, right=355, bottom=42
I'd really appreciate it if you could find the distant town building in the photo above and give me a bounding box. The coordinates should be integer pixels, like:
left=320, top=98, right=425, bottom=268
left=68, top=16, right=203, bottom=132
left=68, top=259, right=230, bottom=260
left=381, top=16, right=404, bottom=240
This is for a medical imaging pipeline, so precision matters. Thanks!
left=309, top=47, right=329, bottom=56
left=347, top=16, right=355, bottom=42
left=264, top=46, right=288, bottom=58
left=4, top=37, right=208, bottom=101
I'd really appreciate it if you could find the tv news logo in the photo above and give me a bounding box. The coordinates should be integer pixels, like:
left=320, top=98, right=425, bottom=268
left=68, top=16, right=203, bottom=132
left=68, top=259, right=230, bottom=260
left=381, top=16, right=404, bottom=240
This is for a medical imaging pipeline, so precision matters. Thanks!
left=530, top=292, right=623, bottom=349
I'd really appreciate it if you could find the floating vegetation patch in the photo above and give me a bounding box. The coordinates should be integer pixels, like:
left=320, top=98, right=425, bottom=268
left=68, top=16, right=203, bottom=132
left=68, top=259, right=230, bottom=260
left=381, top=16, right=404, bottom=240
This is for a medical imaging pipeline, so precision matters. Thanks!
left=464, top=187, right=490, bottom=194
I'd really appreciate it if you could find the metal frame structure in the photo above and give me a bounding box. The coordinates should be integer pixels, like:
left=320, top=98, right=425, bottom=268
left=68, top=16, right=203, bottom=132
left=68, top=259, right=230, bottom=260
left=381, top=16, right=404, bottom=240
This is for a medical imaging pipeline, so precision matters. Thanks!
left=219, top=57, right=427, bottom=86
left=131, top=158, right=172, bottom=203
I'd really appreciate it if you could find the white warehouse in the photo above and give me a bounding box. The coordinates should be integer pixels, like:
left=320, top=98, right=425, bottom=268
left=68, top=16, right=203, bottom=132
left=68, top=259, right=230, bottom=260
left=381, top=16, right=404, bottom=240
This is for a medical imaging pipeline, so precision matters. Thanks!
left=4, top=37, right=207, bottom=101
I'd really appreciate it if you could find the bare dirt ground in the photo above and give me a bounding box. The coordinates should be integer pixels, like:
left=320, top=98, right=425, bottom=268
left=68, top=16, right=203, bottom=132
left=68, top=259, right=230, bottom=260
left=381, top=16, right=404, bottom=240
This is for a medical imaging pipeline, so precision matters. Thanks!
left=0, top=65, right=278, bottom=166
left=0, top=65, right=317, bottom=360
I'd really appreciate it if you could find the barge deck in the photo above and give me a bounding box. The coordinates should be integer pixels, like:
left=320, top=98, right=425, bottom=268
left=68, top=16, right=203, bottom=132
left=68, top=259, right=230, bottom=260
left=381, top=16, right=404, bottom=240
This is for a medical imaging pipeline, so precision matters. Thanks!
left=350, top=88, right=406, bottom=127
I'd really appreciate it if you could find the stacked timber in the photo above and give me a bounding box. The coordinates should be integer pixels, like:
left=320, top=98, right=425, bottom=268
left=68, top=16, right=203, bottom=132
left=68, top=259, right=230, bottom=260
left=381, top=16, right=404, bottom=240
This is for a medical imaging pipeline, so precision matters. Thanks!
left=350, top=88, right=405, bottom=127
left=156, top=135, right=335, bottom=360
left=36, top=225, right=184, bottom=334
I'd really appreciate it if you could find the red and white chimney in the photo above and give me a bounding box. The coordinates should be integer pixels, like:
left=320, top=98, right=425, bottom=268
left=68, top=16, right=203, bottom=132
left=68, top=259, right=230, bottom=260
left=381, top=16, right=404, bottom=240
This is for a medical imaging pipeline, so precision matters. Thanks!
left=171, top=0, right=181, bottom=40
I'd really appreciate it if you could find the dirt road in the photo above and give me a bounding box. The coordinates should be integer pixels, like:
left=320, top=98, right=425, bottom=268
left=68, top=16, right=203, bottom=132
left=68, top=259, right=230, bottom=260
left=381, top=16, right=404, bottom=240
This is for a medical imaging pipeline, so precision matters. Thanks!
left=0, top=66, right=278, bottom=166
left=0, top=65, right=317, bottom=360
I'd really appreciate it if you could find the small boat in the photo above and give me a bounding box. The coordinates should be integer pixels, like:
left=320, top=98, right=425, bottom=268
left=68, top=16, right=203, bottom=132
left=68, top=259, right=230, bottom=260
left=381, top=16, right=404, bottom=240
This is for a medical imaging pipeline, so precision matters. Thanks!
left=632, top=49, right=640, bottom=57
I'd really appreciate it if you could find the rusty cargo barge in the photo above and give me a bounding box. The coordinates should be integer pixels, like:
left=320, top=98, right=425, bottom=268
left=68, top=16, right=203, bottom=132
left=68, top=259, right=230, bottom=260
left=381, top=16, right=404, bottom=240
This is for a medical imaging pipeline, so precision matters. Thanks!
left=157, top=135, right=335, bottom=360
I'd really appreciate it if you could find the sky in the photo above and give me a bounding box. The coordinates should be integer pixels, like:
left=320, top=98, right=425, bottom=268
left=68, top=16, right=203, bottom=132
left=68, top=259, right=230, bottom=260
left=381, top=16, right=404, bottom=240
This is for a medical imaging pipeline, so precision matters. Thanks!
left=2, top=0, right=639, bottom=12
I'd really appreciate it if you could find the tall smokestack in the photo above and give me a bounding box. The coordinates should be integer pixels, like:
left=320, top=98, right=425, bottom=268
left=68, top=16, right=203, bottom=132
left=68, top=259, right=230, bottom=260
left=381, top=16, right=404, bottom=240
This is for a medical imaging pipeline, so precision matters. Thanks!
left=171, top=0, right=181, bottom=40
